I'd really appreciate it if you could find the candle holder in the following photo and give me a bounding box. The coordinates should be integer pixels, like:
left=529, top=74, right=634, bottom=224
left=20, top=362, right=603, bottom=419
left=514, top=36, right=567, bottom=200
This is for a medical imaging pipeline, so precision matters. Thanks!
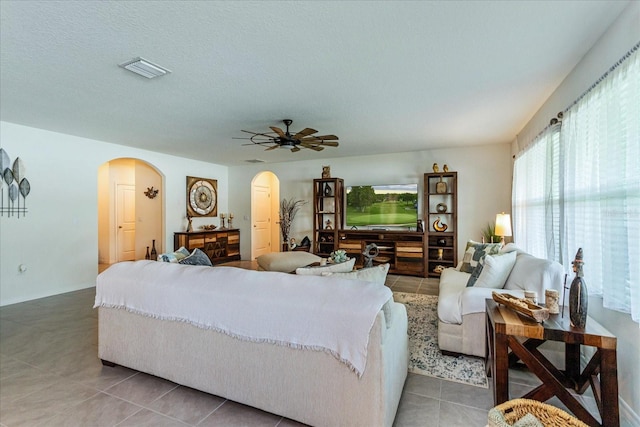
left=228, top=213, right=234, bottom=229
left=220, top=213, right=226, bottom=229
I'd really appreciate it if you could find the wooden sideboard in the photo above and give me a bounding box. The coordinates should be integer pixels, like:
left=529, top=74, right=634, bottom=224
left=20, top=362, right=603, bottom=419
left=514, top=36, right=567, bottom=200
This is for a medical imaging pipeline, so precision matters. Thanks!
left=174, top=229, right=240, bottom=265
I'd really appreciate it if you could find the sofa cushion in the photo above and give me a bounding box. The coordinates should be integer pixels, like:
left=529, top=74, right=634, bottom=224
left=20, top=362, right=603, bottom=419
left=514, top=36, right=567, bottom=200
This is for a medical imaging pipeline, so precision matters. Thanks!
left=460, top=240, right=502, bottom=273
left=467, top=250, right=517, bottom=288
left=295, top=258, right=356, bottom=275
left=256, top=251, right=322, bottom=273
left=504, top=252, right=565, bottom=297
left=178, top=248, right=213, bottom=266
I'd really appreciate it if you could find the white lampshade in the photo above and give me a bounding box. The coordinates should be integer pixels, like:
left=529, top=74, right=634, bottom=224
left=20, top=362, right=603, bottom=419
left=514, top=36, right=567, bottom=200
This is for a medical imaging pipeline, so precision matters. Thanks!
left=495, top=212, right=512, bottom=238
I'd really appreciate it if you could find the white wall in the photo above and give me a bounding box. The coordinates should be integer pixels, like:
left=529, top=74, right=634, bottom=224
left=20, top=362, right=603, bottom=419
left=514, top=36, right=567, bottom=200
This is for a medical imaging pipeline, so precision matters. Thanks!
left=229, top=143, right=513, bottom=262
left=514, top=3, right=640, bottom=423
left=0, top=121, right=228, bottom=306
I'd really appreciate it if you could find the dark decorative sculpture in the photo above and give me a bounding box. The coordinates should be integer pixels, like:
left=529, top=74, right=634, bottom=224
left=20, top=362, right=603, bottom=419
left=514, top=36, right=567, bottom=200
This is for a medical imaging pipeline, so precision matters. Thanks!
left=362, top=243, right=379, bottom=268
left=569, top=248, right=588, bottom=329
left=144, top=186, right=159, bottom=199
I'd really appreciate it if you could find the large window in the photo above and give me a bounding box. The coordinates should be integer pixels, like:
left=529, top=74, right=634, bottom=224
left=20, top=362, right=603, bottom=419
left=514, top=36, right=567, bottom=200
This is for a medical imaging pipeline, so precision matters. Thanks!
left=513, top=46, right=639, bottom=322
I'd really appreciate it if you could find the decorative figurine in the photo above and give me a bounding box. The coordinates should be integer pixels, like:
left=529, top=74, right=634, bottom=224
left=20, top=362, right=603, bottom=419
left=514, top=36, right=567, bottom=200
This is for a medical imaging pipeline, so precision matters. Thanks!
left=324, top=182, right=332, bottom=196
left=432, top=163, right=440, bottom=173
left=322, top=166, right=331, bottom=179
left=416, top=219, right=424, bottom=232
left=433, top=217, right=448, bottom=232
left=186, top=214, right=193, bottom=232
left=569, top=248, right=588, bottom=328
left=443, top=164, right=449, bottom=172
left=362, top=243, right=379, bottom=268
left=325, top=219, right=333, bottom=229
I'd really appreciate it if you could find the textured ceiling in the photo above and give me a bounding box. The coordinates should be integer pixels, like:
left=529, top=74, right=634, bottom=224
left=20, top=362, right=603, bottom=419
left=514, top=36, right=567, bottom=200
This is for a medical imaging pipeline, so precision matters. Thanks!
left=0, top=1, right=629, bottom=165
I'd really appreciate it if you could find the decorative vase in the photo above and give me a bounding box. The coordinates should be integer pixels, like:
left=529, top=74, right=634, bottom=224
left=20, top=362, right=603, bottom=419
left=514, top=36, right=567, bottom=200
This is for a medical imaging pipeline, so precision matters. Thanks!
left=324, top=182, right=332, bottom=197
left=150, top=240, right=157, bottom=260
left=145, top=246, right=150, bottom=260
left=569, top=248, right=588, bottom=328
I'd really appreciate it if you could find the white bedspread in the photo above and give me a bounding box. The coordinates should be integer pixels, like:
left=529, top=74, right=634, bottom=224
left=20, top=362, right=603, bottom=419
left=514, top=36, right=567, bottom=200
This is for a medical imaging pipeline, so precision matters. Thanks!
left=94, top=260, right=391, bottom=377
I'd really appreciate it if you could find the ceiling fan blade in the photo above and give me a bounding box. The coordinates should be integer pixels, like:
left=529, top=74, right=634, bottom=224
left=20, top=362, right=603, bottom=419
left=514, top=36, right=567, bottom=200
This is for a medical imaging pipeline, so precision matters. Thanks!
left=292, top=128, right=317, bottom=139
left=318, top=141, right=339, bottom=147
left=291, top=146, right=301, bottom=153
left=304, top=134, right=339, bottom=141
left=269, top=126, right=286, bottom=138
left=300, top=142, right=324, bottom=152
left=264, top=145, right=280, bottom=151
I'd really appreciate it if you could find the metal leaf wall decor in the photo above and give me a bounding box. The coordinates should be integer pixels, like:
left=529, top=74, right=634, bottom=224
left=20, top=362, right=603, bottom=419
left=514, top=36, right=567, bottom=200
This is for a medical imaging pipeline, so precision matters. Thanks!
left=0, top=149, right=30, bottom=217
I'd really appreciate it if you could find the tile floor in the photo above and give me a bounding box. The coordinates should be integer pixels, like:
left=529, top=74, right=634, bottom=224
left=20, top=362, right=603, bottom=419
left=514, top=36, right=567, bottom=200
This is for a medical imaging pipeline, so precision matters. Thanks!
left=0, top=267, right=601, bottom=426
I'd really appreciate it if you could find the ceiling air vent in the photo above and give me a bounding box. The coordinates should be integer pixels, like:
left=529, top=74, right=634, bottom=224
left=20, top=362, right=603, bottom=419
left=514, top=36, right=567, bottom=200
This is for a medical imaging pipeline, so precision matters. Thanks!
left=245, top=159, right=266, bottom=163
left=119, top=57, right=171, bottom=79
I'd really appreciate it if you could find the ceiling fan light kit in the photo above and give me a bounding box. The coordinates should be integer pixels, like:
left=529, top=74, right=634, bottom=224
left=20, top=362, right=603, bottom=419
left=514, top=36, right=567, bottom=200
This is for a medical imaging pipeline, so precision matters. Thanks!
left=235, top=120, right=339, bottom=153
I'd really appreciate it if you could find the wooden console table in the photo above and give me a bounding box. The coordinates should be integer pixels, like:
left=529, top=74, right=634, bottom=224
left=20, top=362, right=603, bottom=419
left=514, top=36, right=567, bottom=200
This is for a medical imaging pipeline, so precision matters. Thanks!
left=174, top=229, right=240, bottom=265
left=486, top=299, right=618, bottom=427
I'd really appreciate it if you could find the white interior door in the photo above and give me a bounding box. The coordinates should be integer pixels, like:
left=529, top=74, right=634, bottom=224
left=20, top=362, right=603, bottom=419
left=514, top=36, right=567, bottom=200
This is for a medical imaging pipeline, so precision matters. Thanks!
left=116, top=184, right=136, bottom=261
left=252, top=183, right=272, bottom=259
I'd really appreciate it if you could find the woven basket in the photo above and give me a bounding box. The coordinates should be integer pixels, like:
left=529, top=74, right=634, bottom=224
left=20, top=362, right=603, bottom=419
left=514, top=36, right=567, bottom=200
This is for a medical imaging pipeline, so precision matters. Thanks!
left=488, top=399, right=589, bottom=427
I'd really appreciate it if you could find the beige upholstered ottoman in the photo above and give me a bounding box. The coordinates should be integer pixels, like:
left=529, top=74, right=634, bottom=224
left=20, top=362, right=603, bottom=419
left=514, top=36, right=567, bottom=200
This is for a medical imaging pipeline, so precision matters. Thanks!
left=256, top=252, right=322, bottom=273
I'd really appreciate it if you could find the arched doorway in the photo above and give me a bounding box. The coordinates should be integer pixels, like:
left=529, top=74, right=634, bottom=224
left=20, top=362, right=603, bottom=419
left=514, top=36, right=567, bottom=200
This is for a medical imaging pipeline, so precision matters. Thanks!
left=98, top=158, right=164, bottom=269
left=251, top=171, right=280, bottom=259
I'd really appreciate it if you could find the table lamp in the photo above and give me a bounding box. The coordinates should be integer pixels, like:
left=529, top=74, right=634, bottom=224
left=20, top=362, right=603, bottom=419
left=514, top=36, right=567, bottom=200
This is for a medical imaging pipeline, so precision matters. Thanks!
left=495, top=212, right=512, bottom=245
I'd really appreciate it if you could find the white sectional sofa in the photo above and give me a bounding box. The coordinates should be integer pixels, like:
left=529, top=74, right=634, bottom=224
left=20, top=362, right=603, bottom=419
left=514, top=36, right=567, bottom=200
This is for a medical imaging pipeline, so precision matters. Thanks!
left=437, top=244, right=565, bottom=357
left=95, top=261, right=408, bottom=427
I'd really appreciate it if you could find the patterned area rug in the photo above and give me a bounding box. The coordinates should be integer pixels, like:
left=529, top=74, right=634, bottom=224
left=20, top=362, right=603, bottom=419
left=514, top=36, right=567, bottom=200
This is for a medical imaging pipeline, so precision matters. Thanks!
left=394, top=292, right=488, bottom=388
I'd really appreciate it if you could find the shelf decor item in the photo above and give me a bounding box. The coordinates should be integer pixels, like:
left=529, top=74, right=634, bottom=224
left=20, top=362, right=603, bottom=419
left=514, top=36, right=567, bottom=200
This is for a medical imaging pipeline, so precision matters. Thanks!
left=150, top=240, right=157, bottom=260
left=324, top=182, right=332, bottom=196
left=436, top=203, right=448, bottom=213
left=435, top=176, right=447, bottom=194
left=433, top=217, right=448, bottom=232
left=322, top=166, right=331, bottom=178
left=569, top=248, right=588, bottom=328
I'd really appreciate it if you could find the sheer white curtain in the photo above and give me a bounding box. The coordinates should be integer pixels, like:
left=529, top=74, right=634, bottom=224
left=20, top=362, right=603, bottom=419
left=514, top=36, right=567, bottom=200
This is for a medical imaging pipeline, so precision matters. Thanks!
left=513, top=47, right=639, bottom=322
left=512, top=126, right=560, bottom=261
left=559, top=49, right=639, bottom=321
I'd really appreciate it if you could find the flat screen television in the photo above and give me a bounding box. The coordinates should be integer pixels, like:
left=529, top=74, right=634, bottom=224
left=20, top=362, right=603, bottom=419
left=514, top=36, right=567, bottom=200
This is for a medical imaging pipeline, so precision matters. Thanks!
left=346, top=184, right=418, bottom=230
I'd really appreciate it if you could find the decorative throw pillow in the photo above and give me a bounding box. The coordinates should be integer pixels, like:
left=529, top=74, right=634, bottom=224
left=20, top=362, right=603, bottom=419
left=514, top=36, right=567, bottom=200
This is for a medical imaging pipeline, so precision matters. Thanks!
left=295, top=258, right=356, bottom=275
left=178, top=248, right=213, bottom=266
left=322, top=263, right=390, bottom=285
left=467, top=250, right=517, bottom=288
left=460, top=240, right=502, bottom=273
left=158, top=246, right=190, bottom=263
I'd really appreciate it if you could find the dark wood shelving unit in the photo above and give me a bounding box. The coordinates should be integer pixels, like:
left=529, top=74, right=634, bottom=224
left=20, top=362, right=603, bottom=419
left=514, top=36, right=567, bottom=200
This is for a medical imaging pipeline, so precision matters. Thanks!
left=424, top=172, right=458, bottom=277
left=312, top=178, right=344, bottom=257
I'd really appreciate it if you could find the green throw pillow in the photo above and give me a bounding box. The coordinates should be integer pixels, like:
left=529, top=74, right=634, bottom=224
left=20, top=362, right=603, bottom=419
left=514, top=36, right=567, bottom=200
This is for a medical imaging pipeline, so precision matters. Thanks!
left=460, top=240, right=501, bottom=273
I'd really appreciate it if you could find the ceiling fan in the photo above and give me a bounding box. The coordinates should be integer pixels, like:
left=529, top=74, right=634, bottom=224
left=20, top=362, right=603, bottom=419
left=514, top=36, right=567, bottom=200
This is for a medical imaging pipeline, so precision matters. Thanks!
left=235, top=119, right=339, bottom=152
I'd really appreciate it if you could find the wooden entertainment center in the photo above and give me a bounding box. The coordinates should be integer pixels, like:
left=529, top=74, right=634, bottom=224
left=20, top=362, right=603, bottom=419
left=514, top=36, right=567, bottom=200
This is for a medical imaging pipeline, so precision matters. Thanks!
left=337, top=229, right=426, bottom=277
left=311, top=172, right=458, bottom=278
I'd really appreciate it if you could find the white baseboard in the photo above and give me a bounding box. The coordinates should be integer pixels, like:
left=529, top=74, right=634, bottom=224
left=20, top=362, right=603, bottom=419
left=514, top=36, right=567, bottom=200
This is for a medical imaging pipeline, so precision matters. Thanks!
left=621, top=398, right=640, bottom=427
